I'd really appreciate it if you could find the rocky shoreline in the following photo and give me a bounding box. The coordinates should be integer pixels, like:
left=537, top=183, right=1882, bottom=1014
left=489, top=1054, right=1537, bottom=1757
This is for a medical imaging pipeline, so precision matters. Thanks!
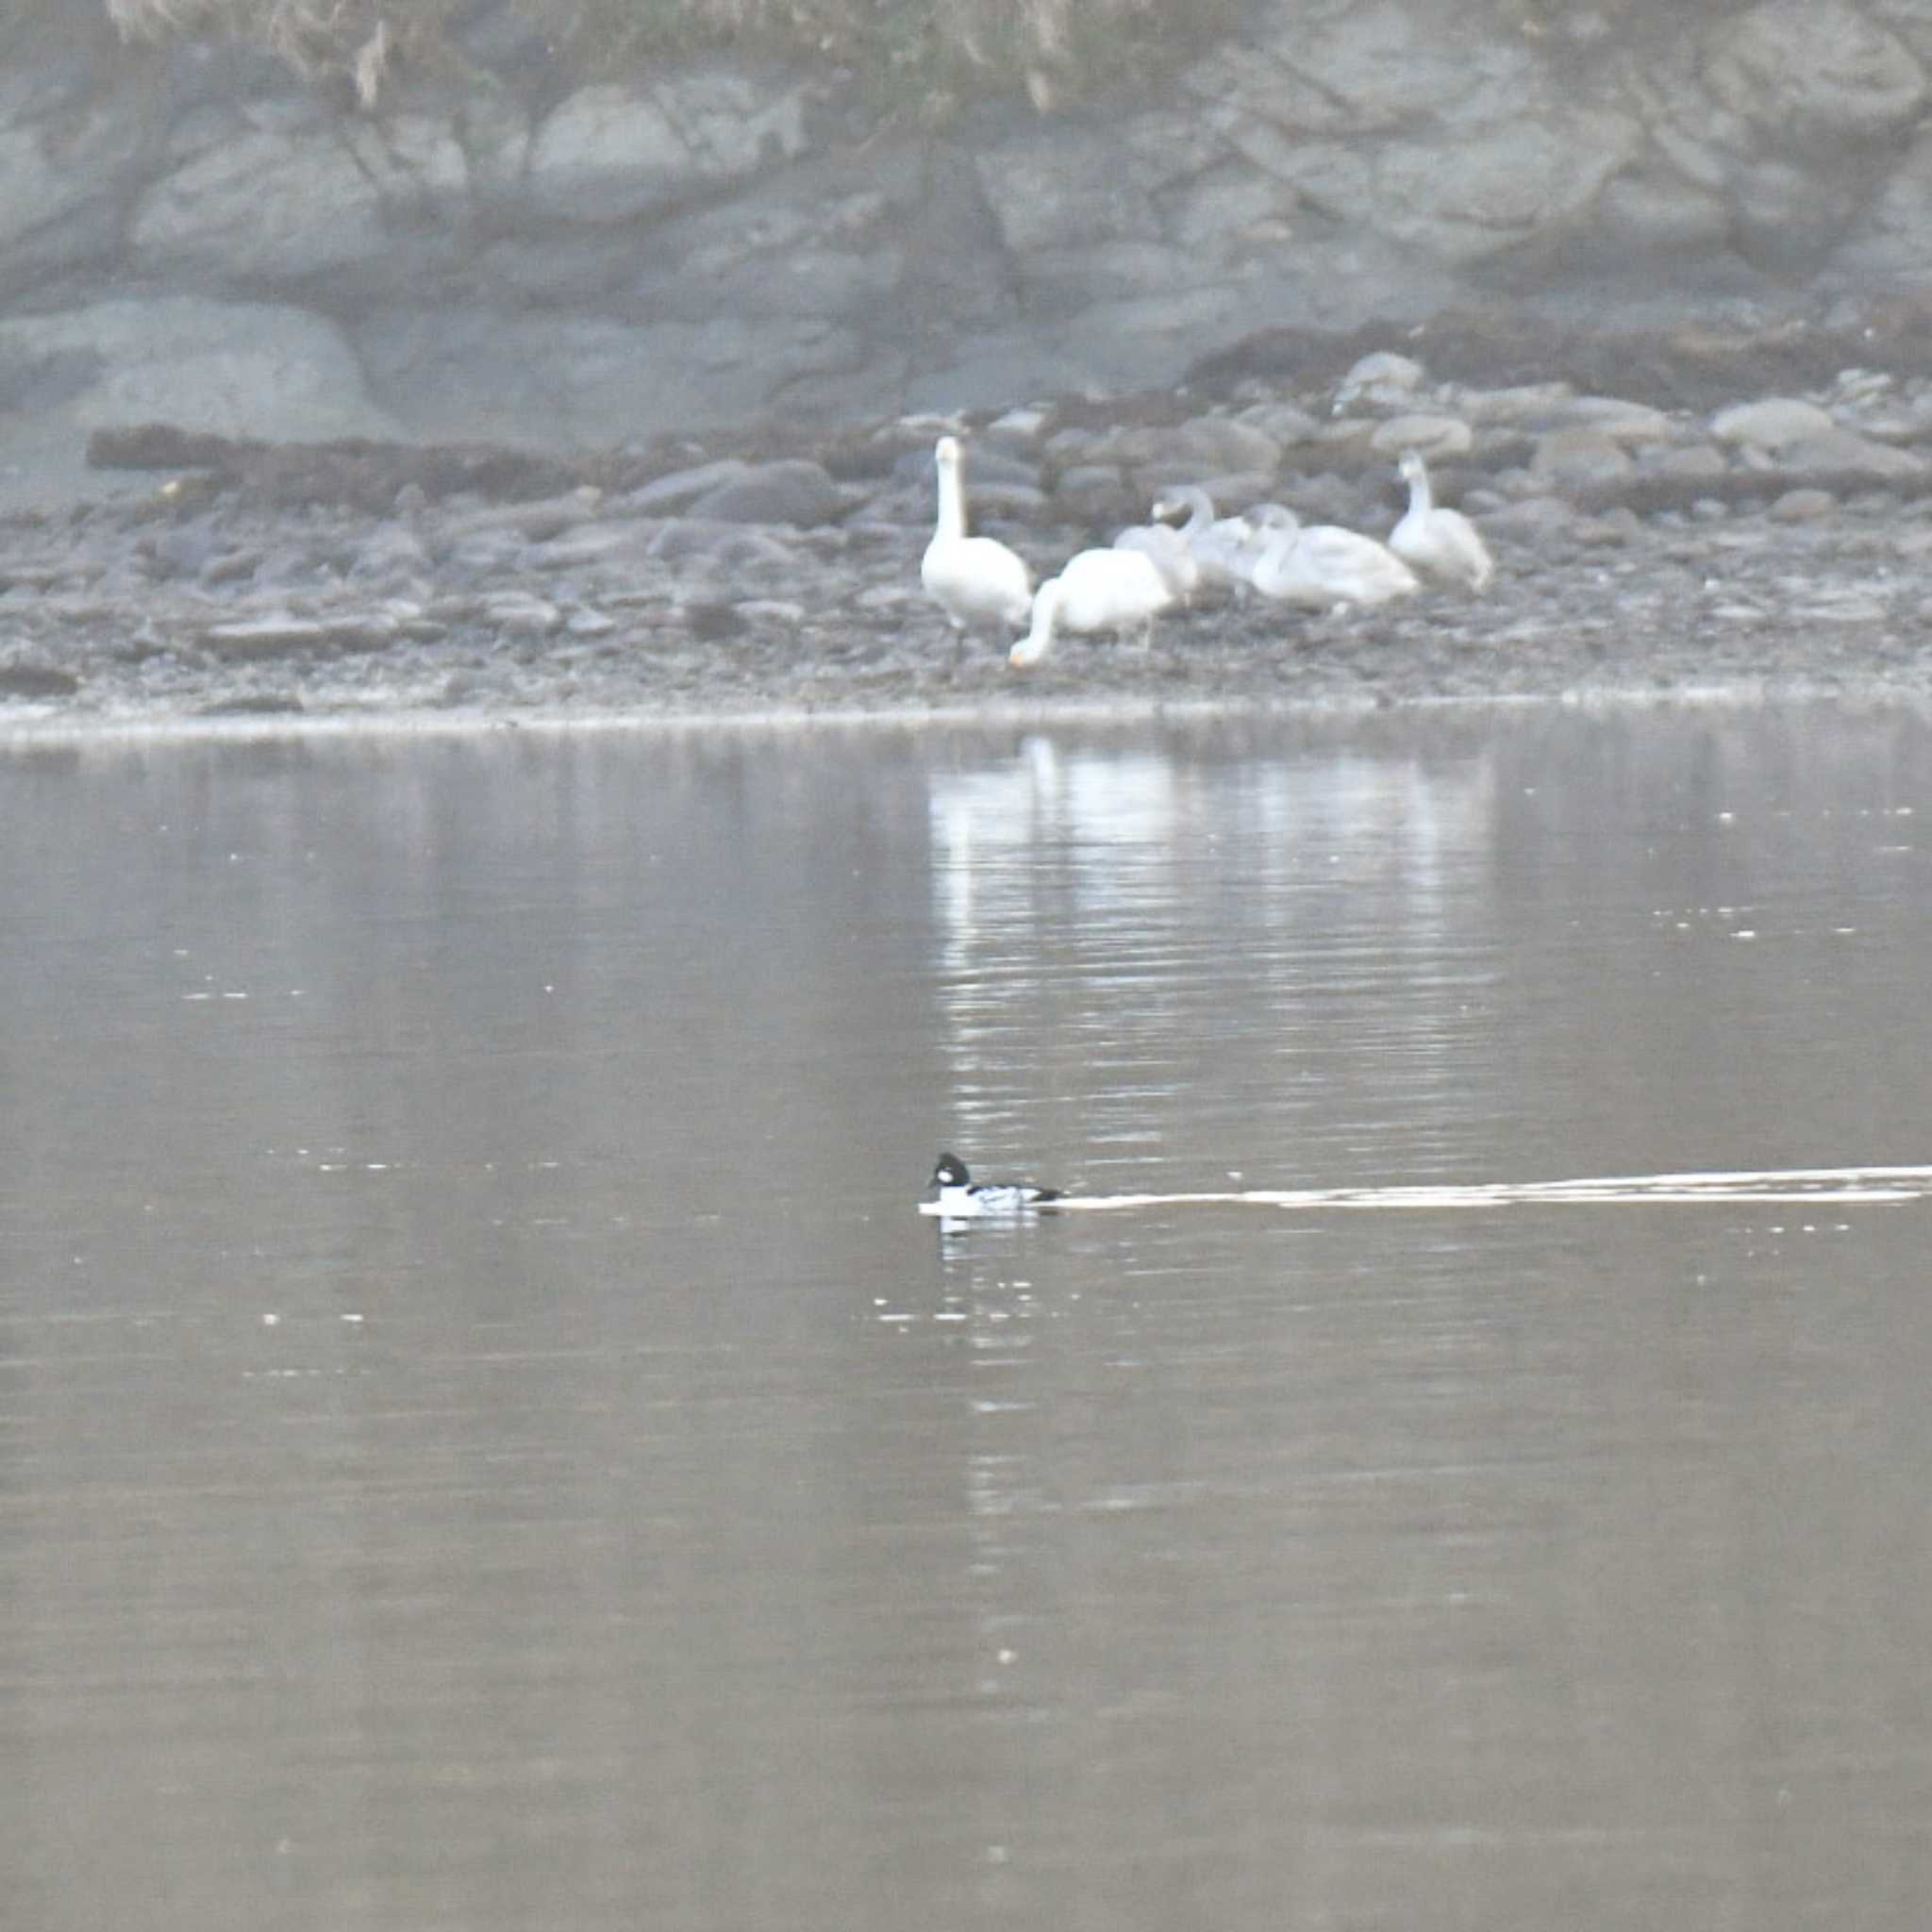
left=6, top=337, right=1932, bottom=739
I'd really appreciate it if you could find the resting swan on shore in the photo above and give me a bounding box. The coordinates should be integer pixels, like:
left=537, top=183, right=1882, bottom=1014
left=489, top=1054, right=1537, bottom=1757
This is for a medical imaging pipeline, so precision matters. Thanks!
left=1009, top=547, right=1175, bottom=668
left=1241, top=506, right=1419, bottom=609
left=1150, top=486, right=1251, bottom=591
left=1390, top=449, right=1493, bottom=591
left=922, top=436, right=1033, bottom=634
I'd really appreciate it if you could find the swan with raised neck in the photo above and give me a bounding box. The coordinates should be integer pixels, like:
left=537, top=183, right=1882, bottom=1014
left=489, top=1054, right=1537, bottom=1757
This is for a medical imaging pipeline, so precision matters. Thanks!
left=1150, top=485, right=1251, bottom=591
left=921, top=435, right=1033, bottom=635
left=1390, top=449, right=1493, bottom=591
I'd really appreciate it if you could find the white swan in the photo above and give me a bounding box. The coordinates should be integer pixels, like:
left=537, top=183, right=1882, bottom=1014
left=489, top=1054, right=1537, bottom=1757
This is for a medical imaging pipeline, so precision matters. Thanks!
left=1009, top=547, right=1176, bottom=668
left=1150, top=485, right=1251, bottom=591
left=1240, top=506, right=1419, bottom=609
left=1390, top=448, right=1493, bottom=591
left=921, top=435, right=1033, bottom=634
left=1111, top=517, right=1200, bottom=604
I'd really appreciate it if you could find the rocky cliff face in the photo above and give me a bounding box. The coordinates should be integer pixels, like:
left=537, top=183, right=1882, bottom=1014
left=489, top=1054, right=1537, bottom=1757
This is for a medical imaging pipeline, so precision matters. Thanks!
left=6, top=0, right=1932, bottom=498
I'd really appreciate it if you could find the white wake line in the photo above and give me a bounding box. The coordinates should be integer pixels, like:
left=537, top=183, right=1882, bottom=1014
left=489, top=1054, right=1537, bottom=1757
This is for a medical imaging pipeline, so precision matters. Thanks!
left=919, top=1165, right=1932, bottom=1216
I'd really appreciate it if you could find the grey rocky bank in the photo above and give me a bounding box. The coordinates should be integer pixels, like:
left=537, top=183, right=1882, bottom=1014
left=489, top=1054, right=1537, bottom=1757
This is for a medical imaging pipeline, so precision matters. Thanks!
left=6, top=343, right=1932, bottom=727
left=7, top=0, right=1932, bottom=490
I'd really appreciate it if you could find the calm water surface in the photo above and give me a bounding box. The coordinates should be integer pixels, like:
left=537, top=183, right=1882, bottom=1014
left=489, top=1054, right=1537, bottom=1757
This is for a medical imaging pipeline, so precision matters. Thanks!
left=4, top=704, right=1931, bottom=1930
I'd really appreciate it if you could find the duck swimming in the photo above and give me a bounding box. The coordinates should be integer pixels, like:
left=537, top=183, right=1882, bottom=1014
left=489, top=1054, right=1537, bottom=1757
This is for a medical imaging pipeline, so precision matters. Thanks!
left=921, top=435, right=1033, bottom=635
left=1009, top=546, right=1176, bottom=667
left=1390, top=448, right=1494, bottom=592
left=1241, top=506, right=1419, bottom=610
left=930, top=1152, right=1062, bottom=1217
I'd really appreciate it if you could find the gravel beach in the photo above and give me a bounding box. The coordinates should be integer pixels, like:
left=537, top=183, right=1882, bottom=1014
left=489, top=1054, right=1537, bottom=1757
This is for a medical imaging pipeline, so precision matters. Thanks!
left=7, top=341, right=1932, bottom=737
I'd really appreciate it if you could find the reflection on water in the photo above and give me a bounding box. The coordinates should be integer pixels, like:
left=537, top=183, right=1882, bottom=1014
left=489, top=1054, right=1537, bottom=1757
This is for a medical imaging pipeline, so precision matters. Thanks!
left=4, top=705, right=1932, bottom=1931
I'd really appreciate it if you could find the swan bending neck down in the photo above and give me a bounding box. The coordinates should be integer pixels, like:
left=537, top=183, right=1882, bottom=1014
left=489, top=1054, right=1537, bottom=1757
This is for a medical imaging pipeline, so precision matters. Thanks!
left=1391, top=449, right=1493, bottom=591
left=1010, top=547, right=1175, bottom=668
left=1241, top=507, right=1419, bottom=609
left=922, top=436, right=1033, bottom=634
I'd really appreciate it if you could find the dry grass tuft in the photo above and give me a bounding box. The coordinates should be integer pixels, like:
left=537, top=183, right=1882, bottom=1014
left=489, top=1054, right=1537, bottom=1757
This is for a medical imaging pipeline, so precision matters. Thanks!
left=95, top=0, right=1241, bottom=110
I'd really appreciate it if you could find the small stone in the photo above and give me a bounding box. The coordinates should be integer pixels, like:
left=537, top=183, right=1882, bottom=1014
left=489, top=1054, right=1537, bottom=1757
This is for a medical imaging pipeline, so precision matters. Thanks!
left=1476, top=495, right=1576, bottom=543
left=646, top=521, right=795, bottom=571
left=1768, top=487, right=1837, bottom=522
left=1711, top=397, right=1838, bottom=451
left=0, top=659, right=79, bottom=697
left=853, top=584, right=923, bottom=612
left=982, top=407, right=1049, bottom=444
left=196, top=692, right=305, bottom=716
left=1335, top=351, right=1426, bottom=407
left=1456, top=382, right=1578, bottom=425
left=347, top=527, right=431, bottom=580
left=526, top=524, right=651, bottom=569
left=1234, top=400, right=1320, bottom=445
left=1369, top=413, right=1474, bottom=458
left=1531, top=428, right=1635, bottom=490
left=1780, top=428, right=1926, bottom=478
left=1562, top=397, right=1676, bottom=445
left=1574, top=508, right=1641, bottom=546
left=1645, top=444, right=1730, bottom=478
left=629, top=460, right=754, bottom=516
left=202, top=615, right=329, bottom=658
left=484, top=591, right=562, bottom=636
left=1147, top=415, right=1282, bottom=476
left=689, top=459, right=846, bottom=527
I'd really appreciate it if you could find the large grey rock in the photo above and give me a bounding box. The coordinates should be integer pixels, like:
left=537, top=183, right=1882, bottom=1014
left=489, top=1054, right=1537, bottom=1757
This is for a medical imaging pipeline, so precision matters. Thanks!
left=131, top=109, right=399, bottom=283
left=628, top=460, right=755, bottom=515
left=1836, top=124, right=1932, bottom=278
left=688, top=459, right=846, bottom=526
left=1730, top=160, right=1863, bottom=275
left=1282, top=0, right=1538, bottom=125
left=340, top=110, right=475, bottom=224
left=1705, top=0, right=1924, bottom=147
left=1162, top=164, right=1300, bottom=265
left=1711, top=397, right=1838, bottom=450
left=1531, top=428, right=1635, bottom=491
left=527, top=69, right=812, bottom=224
left=625, top=158, right=906, bottom=324
left=0, top=295, right=403, bottom=442
left=974, top=123, right=1165, bottom=257
left=356, top=309, right=860, bottom=446
left=1231, top=106, right=1640, bottom=266
left=1778, top=427, right=1927, bottom=478
left=1591, top=169, right=1733, bottom=260
left=1369, top=413, right=1472, bottom=458
left=0, top=84, right=143, bottom=257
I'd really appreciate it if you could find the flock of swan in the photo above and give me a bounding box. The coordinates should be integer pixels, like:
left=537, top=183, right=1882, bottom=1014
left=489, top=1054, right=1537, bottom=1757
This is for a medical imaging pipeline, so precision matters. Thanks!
left=921, top=433, right=1494, bottom=669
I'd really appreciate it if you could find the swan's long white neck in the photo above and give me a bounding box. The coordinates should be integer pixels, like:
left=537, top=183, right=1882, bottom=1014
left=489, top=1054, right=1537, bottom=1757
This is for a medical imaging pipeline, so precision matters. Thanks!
left=1258, top=527, right=1300, bottom=569
left=1404, top=462, right=1435, bottom=516
left=934, top=452, right=967, bottom=542
left=1012, top=582, right=1061, bottom=666
left=1170, top=486, right=1213, bottom=536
